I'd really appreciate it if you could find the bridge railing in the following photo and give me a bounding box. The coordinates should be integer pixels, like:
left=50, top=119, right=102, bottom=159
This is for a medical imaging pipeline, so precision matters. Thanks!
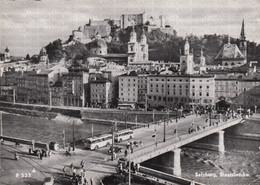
left=131, top=117, right=243, bottom=162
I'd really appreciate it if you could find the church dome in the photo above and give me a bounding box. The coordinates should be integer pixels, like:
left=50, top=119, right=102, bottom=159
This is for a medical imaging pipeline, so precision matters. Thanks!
left=89, top=38, right=107, bottom=48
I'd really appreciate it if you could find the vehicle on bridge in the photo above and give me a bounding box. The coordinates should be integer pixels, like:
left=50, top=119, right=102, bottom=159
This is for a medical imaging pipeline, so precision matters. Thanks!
left=84, top=134, right=112, bottom=150
left=108, top=146, right=122, bottom=154
left=117, top=103, right=135, bottom=110
left=115, top=129, right=134, bottom=142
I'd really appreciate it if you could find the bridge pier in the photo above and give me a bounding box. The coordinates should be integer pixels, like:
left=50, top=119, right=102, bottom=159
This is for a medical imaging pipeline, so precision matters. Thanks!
left=172, top=148, right=181, bottom=176
left=218, top=130, right=225, bottom=153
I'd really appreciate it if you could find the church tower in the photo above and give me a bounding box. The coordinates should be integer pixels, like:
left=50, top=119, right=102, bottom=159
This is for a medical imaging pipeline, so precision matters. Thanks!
left=239, top=19, right=247, bottom=60
left=199, top=49, right=206, bottom=66
left=128, top=26, right=137, bottom=64
left=140, top=29, right=148, bottom=61
left=180, top=38, right=194, bottom=74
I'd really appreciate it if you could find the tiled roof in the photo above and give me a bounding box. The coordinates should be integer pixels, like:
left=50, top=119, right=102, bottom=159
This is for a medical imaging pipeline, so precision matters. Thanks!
left=215, top=43, right=245, bottom=60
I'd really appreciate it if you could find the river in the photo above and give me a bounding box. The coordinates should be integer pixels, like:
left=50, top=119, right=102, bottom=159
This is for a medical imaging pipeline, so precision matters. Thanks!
left=1, top=112, right=260, bottom=185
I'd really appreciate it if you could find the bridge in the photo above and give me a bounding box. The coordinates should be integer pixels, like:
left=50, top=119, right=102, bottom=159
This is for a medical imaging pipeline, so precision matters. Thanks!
left=123, top=115, right=243, bottom=177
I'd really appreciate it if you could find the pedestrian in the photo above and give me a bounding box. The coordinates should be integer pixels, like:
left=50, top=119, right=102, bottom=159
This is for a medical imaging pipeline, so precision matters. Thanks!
left=125, top=149, right=128, bottom=157
left=136, top=163, right=140, bottom=172
left=81, top=160, right=85, bottom=169
left=126, top=141, right=130, bottom=149
left=100, top=180, right=104, bottom=185
left=118, top=163, right=123, bottom=174
left=90, top=177, right=93, bottom=185
left=63, top=166, right=66, bottom=177
left=130, top=146, right=133, bottom=153
left=14, top=152, right=19, bottom=160
left=190, top=179, right=195, bottom=185
left=139, top=141, right=142, bottom=147
left=71, top=163, right=74, bottom=171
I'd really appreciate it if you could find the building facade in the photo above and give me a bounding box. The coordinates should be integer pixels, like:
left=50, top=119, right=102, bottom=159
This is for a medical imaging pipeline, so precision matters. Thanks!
left=90, top=78, right=112, bottom=108
left=118, top=71, right=139, bottom=106
left=147, top=74, right=215, bottom=109
left=121, top=13, right=146, bottom=29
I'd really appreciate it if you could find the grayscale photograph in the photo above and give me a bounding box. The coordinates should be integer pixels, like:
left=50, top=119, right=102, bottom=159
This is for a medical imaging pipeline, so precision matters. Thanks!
left=0, top=0, right=260, bottom=185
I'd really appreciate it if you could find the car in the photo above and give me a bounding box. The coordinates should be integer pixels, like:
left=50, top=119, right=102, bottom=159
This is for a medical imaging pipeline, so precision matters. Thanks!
left=107, top=146, right=122, bottom=154
left=43, top=177, right=54, bottom=185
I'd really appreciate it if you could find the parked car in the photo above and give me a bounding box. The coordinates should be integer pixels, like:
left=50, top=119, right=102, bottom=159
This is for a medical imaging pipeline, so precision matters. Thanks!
left=108, top=146, right=122, bottom=154
left=43, top=177, right=54, bottom=185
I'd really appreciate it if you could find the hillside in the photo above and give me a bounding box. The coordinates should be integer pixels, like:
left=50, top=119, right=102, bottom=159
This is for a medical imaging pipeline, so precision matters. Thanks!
left=42, top=25, right=260, bottom=64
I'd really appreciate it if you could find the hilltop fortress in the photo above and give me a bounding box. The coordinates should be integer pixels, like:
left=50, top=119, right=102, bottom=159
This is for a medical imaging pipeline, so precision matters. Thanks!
left=71, top=12, right=175, bottom=44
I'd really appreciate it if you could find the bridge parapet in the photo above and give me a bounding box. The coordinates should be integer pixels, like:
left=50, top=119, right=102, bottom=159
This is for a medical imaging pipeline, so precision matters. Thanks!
left=131, top=118, right=243, bottom=163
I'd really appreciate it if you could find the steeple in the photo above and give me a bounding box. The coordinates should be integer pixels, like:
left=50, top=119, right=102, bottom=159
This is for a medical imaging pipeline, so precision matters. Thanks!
left=130, top=26, right=137, bottom=42
left=140, top=28, right=147, bottom=44
left=200, top=48, right=206, bottom=66
left=184, top=36, right=190, bottom=55
left=239, top=19, right=247, bottom=60
left=240, top=19, right=246, bottom=40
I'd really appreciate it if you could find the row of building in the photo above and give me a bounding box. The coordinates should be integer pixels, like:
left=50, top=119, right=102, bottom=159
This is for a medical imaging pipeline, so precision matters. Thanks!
left=0, top=20, right=259, bottom=110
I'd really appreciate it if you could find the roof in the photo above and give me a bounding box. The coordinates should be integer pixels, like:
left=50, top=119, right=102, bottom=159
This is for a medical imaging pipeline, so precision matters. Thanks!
left=148, top=74, right=215, bottom=78
left=215, top=43, right=245, bottom=61
left=90, top=78, right=111, bottom=83
left=120, top=71, right=138, bottom=77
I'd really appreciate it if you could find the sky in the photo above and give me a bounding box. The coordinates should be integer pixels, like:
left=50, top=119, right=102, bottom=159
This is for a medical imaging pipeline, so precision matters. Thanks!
left=0, top=0, right=260, bottom=57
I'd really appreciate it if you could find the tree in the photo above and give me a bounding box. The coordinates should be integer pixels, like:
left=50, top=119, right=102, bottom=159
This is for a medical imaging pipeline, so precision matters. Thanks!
left=45, top=39, right=64, bottom=63
left=26, top=54, right=30, bottom=60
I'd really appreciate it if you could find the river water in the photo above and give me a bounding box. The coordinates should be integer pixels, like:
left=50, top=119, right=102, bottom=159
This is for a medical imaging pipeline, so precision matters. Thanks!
left=1, top=112, right=260, bottom=185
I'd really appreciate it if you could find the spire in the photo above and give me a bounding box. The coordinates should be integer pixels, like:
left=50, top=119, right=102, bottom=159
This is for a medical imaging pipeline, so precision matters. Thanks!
left=240, top=19, right=246, bottom=40
left=184, top=35, right=190, bottom=55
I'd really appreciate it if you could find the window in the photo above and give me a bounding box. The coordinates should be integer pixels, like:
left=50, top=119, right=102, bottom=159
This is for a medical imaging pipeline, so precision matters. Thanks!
left=192, top=86, right=195, bottom=88
left=180, top=79, right=182, bottom=82
left=154, top=96, right=156, bottom=100
left=200, top=86, right=202, bottom=89
left=179, top=85, right=182, bottom=88
left=206, top=92, right=209, bottom=96
left=192, top=92, right=195, bottom=96
left=186, top=85, right=188, bottom=88
left=199, top=92, right=202, bottom=96
left=207, top=86, right=209, bottom=89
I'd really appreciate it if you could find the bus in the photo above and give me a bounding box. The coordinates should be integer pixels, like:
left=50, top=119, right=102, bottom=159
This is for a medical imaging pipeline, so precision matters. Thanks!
left=117, top=104, right=135, bottom=110
left=115, top=129, right=134, bottom=142
left=84, top=134, right=112, bottom=150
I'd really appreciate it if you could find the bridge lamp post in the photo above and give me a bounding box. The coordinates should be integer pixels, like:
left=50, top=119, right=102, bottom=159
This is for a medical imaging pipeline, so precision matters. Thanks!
left=163, top=116, right=166, bottom=142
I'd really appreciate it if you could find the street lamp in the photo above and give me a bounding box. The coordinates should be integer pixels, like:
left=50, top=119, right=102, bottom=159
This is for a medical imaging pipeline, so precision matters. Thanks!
left=163, top=116, right=166, bottom=142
